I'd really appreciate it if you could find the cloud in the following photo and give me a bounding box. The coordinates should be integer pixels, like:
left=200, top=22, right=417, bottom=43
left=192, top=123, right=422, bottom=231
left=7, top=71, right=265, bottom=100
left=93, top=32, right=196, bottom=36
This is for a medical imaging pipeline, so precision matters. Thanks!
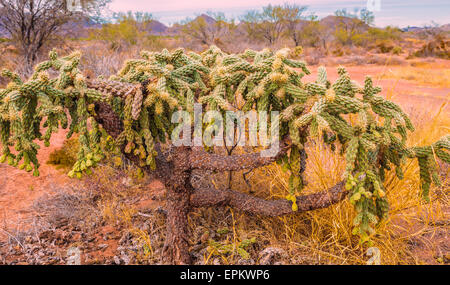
left=107, top=0, right=450, bottom=27
left=109, top=0, right=363, bottom=13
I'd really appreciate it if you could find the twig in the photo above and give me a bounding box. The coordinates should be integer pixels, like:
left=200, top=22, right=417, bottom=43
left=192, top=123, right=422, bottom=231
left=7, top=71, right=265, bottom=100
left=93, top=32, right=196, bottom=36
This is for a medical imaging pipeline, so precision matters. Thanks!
left=0, top=228, right=25, bottom=250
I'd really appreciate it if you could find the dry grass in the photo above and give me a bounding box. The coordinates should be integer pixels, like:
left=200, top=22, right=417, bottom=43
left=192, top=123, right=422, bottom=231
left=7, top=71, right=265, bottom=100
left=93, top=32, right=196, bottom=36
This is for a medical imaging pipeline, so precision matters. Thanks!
left=376, top=62, right=450, bottom=88
left=84, top=161, right=166, bottom=263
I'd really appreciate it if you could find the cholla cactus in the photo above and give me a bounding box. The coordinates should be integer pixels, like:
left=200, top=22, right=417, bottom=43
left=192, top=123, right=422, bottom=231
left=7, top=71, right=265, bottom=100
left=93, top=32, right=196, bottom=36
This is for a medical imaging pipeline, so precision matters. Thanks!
left=0, top=46, right=448, bottom=262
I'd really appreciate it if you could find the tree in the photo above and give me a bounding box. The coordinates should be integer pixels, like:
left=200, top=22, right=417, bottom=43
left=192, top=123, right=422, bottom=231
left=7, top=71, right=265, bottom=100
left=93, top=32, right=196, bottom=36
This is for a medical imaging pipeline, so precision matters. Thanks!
left=180, top=12, right=235, bottom=46
left=112, top=11, right=153, bottom=24
left=242, top=5, right=285, bottom=45
left=92, top=11, right=156, bottom=50
left=0, top=46, right=448, bottom=264
left=0, top=0, right=109, bottom=65
left=299, top=14, right=327, bottom=48
left=279, top=3, right=308, bottom=46
left=359, top=8, right=375, bottom=26
left=334, top=8, right=370, bottom=46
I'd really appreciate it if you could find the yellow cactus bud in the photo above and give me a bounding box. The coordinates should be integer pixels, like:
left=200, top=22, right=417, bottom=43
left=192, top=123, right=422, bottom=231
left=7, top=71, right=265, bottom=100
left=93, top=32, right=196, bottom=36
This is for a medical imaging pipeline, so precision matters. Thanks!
left=155, top=101, right=164, bottom=115
left=114, top=156, right=123, bottom=167
left=275, top=48, right=290, bottom=59
left=275, top=88, right=286, bottom=99
left=270, top=72, right=288, bottom=84
left=325, top=89, right=336, bottom=102
left=255, top=85, right=265, bottom=97
left=75, top=74, right=85, bottom=85
left=272, top=58, right=282, bottom=70
left=6, top=82, right=17, bottom=89
left=38, top=72, right=49, bottom=82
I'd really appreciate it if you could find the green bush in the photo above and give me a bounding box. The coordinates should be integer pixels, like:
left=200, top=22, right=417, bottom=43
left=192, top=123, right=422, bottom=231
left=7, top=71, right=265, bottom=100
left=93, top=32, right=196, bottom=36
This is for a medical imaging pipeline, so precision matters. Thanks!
left=392, top=46, right=402, bottom=55
left=89, top=14, right=162, bottom=50
left=47, top=137, right=79, bottom=169
left=376, top=40, right=395, bottom=53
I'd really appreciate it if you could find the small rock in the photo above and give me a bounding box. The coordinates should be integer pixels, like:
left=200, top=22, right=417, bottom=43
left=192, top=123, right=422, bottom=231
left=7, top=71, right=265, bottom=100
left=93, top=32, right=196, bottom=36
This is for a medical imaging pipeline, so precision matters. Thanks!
left=113, top=255, right=121, bottom=265
left=119, top=232, right=132, bottom=245
left=122, top=177, right=132, bottom=187
left=444, top=254, right=450, bottom=264
left=237, top=258, right=255, bottom=265
left=258, top=247, right=288, bottom=265
left=121, top=254, right=130, bottom=265
left=16, top=262, right=28, bottom=265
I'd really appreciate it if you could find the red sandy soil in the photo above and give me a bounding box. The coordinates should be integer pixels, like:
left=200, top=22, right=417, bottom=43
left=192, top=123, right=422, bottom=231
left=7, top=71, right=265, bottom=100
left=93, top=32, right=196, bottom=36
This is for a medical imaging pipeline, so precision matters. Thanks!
left=306, top=63, right=450, bottom=114
left=0, top=129, right=78, bottom=234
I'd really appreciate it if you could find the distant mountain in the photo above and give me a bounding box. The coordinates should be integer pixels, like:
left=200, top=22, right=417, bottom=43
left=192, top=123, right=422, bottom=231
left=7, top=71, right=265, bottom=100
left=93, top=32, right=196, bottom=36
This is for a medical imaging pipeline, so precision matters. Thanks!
left=401, top=24, right=450, bottom=33
left=60, top=17, right=102, bottom=38
left=164, top=14, right=217, bottom=36
left=197, top=14, right=216, bottom=25
left=165, top=23, right=183, bottom=36
left=319, top=15, right=369, bottom=31
left=401, top=26, right=424, bottom=32
left=440, top=24, right=450, bottom=32
left=0, top=10, right=9, bottom=38
left=146, top=20, right=168, bottom=35
left=0, top=27, right=7, bottom=38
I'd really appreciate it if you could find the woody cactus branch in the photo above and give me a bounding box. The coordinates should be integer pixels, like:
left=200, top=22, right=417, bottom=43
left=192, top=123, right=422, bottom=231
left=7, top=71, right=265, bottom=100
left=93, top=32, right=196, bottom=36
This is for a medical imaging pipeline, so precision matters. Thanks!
left=189, top=137, right=291, bottom=171
left=190, top=181, right=347, bottom=217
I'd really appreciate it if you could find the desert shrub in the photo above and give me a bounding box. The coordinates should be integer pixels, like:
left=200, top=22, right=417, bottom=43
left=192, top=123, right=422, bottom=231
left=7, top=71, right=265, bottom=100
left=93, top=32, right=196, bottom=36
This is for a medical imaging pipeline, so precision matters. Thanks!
left=89, top=14, right=162, bottom=51
left=291, top=46, right=303, bottom=58
left=392, top=46, right=402, bottom=55
left=376, top=40, right=395, bottom=53
left=332, top=47, right=345, bottom=57
left=334, top=27, right=355, bottom=46
left=368, top=26, right=402, bottom=42
left=413, top=34, right=450, bottom=59
left=299, top=19, right=327, bottom=49
left=47, top=137, right=79, bottom=169
left=350, top=32, right=370, bottom=47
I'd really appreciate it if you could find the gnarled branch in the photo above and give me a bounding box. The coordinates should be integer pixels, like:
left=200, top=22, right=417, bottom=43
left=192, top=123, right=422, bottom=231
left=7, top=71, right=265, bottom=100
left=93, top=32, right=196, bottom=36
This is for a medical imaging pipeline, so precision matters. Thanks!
left=190, top=181, right=347, bottom=217
left=189, top=137, right=291, bottom=171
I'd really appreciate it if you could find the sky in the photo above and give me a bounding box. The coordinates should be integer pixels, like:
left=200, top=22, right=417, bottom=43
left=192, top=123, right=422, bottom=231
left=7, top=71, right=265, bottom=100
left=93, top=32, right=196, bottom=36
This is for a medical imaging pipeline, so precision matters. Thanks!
left=107, top=0, right=450, bottom=28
